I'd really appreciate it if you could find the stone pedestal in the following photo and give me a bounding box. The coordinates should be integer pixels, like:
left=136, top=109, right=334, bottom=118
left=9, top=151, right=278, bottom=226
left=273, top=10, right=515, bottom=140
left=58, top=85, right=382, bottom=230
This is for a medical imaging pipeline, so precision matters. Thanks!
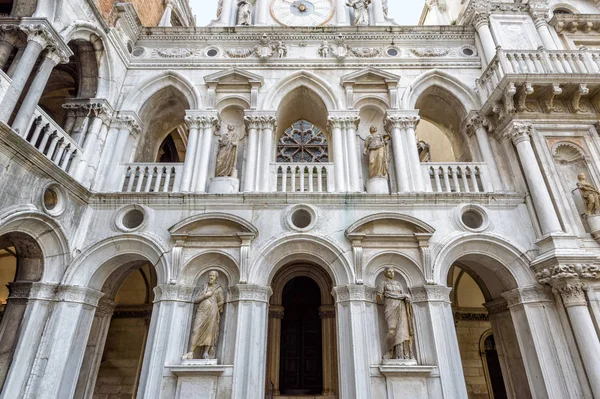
left=378, top=364, right=437, bottom=398
left=167, top=363, right=230, bottom=399
left=587, top=215, right=600, bottom=242
left=208, top=177, right=239, bottom=194
left=366, top=177, right=389, bottom=194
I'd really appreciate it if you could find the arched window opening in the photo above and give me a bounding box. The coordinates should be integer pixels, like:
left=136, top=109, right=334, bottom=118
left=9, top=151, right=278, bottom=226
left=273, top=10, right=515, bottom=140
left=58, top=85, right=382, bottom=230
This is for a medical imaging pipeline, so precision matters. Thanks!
left=416, top=119, right=456, bottom=162
left=157, top=132, right=181, bottom=163
left=481, top=333, right=509, bottom=399
left=277, top=120, right=329, bottom=163
left=553, top=8, right=573, bottom=15
left=0, top=0, right=14, bottom=15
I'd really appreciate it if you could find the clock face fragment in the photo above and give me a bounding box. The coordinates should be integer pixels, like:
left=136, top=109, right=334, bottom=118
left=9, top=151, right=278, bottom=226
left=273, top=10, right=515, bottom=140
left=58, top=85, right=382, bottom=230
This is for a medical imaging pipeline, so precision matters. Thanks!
left=271, top=0, right=334, bottom=27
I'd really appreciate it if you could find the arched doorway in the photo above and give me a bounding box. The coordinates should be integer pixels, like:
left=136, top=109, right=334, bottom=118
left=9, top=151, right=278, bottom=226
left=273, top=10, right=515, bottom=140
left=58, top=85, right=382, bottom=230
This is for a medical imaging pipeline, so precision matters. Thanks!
left=266, top=264, right=337, bottom=398
left=481, top=332, right=508, bottom=399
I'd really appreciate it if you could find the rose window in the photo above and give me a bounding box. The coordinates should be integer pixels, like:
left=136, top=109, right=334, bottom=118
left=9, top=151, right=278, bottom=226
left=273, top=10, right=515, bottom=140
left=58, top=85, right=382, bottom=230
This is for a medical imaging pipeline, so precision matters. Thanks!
left=277, top=120, right=329, bottom=163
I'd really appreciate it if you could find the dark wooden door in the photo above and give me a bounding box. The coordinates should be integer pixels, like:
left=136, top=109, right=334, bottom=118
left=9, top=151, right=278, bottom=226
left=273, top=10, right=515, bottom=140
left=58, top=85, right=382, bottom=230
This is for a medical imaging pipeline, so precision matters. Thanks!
left=279, top=277, right=323, bottom=395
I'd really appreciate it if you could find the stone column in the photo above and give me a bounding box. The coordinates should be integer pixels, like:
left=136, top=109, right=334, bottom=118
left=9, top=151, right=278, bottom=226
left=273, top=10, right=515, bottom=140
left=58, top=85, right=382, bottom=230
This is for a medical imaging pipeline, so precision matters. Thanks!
left=372, top=0, right=386, bottom=25
left=194, top=112, right=220, bottom=193
left=464, top=113, right=503, bottom=191
left=343, top=114, right=361, bottom=192
left=136, top=284, right=195, bottom=399
left=385, top=114, right=409, bottom=193
left=11, top=48, right=68, bottom=135
left=554, top=283, right=600, bottom=397
left=505, top=123, right=562, bottom=235
left=6, top=46, right=24, bottom=78
left=426, top=0, right=450, bottom=25
left=531, top=10, right=557, bottom=50
left=335, top=0, right=349, bottom=26
left=266, top=305, right=284, bottom=395
left=220, top=0, right=235, bottom=26
left=158, top=0, right=175, bottom=26
left=411, top=285, right=468, bottom=399
left=0, top=26, right=21, bottom=70
left=319, top=305, right=337, bottom=396
left=333, top=285, right=372, bottom=399
left=0, top=283, right=57, bottom=398
left=472, top=12, right=497, bottom=64
left=75, top=101, right=113, bottom=185
left=502, top=287, right=583, bottom=399
left=180, top=113, right=202, bottom=192
left=243, top=113, right=260, bottom=192
left=328, top=116, right=347, bottom=193
left=28, top=286, right=104, bottom=399
left=0, top=26, right=54, bottom=123
left=231, top=285, right=272, bottom=399
left=257, top=114, right=277, bottom=193
left=73, top=298, right=115, bottom=399
left=400, top=113, right=425, bottom=192
left=255, top=0, right=269, bottom=25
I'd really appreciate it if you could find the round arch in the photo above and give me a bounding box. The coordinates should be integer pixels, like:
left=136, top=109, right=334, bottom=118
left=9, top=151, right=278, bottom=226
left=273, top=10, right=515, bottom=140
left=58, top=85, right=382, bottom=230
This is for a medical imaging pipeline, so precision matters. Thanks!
left=62, top=233, right=170, bottom=290
left=216, top=96, right=251, bottom=112
left=432, top=233, right=536, bottom=298
left=0, top=207, right=71, bottom=283
left=122, top=71, right=202, bottom=113
left=249, top=234, right=353, bottom=286
left=354, top=96, right=390, bottom=114
left=179, top=251, right=240, bottom=287
left=402, top=69, right=480, bottom=112
left=270, top=263, right=334, bottom=306
left=263, top=70, right=341, bottom=111
left=363, top=252, right=426, bottom=288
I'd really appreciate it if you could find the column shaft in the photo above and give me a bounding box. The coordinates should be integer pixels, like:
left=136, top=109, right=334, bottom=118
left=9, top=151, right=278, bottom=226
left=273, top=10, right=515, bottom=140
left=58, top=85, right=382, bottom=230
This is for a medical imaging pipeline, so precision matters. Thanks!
left=331, top=125, right=346, bottom=192
left=336, top=0, right=349, bottom=25
left=75, top=115, right=103, bottom=181
left=404, top=123, right=424, bottom=192
left=260, top=126, right=274, bottom=192
left=243, top=125, right=259, bottom=192
left=12, top=52, right=62, bottom=135
left=476, top=23, right=497, bottom=64
left=475, top=126, right=503, bottom=190
left=537, top=25, right=557, bottom=50
left=180, top=122, right=200, bottom=192
left=389, top=126, right=408, bottom=192
left=346, top=123, right=361, bottom=192
left=255, top=0, right=269, bottom=25
left=6, top=46, right=24, bottom=78
left=0, top=40, right=45, bottom=122
left=0, top=41, right=13, bottom=69
left=195, top=127, right=214, bottom=192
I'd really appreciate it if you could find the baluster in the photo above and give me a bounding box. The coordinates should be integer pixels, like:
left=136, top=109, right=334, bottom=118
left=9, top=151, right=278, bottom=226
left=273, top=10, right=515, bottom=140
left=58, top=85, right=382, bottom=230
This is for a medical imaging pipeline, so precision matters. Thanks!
left=432, top=167, right=442, bottom=192
left=36, top=126, right=51, bottom=152
left=153, top=167, right=162, bottom=192
left=575, top=53, right=588, bottom=73
left=59, top=145, right=73, bottom=170
left=299, top=166, right=305, bottom=192
left=451, top=167, right=461, bottom=193
left=126, top=167, right=137, bottom=192
left=119, top=167, right=130, bottom=192
left=533, top=53, right=546, bottom=74
left=135, top=167, right=145, bottom=192
left=461, top=167, right=470, bottom=193
left=53, top=139, right=68, bottom=165
left=524, top=53, right=536, bottom=73
left=471, top=167, right=480, bottom=193
left=561, top=53, right=573, bottom=73
left=281, top=166, right=287, bottom=192
left=508, top=54, right=520, bottom=73
left=591, top=53, right=600, bottom=72
left=144, top=167, right=154, bottom=192
left=441, top=167, right=451, bottom=192
left=45, top=134, right=60, bottom=160
left=291, top=166, right=297, bottom=192
left=66, top=150, right=79, bottom=174
left=25, top=116, right=42, bottom=142
left=317, top=167, right=323, bottom=192
left=308, top=166, right=314, bottom=192
left=163, top=167, right=172, bottom=192
left=540, top=49, right=554, bottom=73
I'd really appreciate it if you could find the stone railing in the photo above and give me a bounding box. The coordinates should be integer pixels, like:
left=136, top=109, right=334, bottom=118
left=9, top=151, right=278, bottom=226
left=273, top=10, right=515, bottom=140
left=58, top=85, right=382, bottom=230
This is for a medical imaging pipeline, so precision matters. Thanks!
left=119, top=163, right=183, bottom=193
left=476, top=48, right=600, bottom=104
left=423, top=163, right=493, bottom=193
left=23, top=107, right=82, bottom=175
left=0, top=70, right=10, bottom=104
left=271, top=162, right=335, bottom=193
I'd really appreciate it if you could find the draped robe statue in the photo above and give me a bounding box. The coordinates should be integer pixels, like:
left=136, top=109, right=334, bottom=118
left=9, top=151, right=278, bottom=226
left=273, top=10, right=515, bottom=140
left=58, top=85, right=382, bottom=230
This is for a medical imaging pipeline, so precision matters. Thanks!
left=215, top=125, right=240, bottom=178
left=237, top=0, right=253, bottom=26
left=376, top=268, right=414, bottom=360
left=185, top=271, right=225, bottom=360
left=346, top=0, right=371, bottom=26
left=577, top=173, right=600, bottom=215
left=363, top=126, right=390, bottom=179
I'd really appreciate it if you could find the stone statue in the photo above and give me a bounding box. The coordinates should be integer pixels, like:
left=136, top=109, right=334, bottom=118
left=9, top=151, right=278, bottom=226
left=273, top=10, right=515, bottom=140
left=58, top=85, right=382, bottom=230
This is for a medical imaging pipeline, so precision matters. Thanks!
left=274, top=41, right=288, bottom=58
left=318, top=41, right=330, bottom=58
left=346, top=0, right=371, bottom=26
left=237, top=0, right=253, bottom=26
left=215, top=125, right=241, bottom=178
left=577, top=173, right=600, bottom=215
left=376, top=267, right=414, bottom=360
left=363, top=126, right=390, bottom=178
left=184, top=271, right=225, bottom=360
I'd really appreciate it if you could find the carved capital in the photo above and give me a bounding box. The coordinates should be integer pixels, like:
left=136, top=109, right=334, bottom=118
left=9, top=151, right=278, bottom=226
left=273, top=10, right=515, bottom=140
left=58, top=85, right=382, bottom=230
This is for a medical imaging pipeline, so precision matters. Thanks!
left=112, top=113, right=142, bottom=135
left=228, top=284, right=272, bottom=303
left=318, top=305, right=336, bottom=319
left=269, top=305, right=285, bottom=319
left=244, top=115, right=261, bottom=130
left=56, top=285, right=104, bottom=306
left=258, top=115, right=277, bottom=130
left=44, top=46, right=70, bottom=65
left=154, top=284, right=195, bottom=302
left=505, top=122, right=532, bottom=145
left=385, top=112, right=420, bottom=132
left=483, top=298, right=509, bottom=315
left=472, top=12, right=491, bottom=29
left=410, top=285, right=452, bottom=303
left=327, top=116, right=345, bottom=131
left=0, top=25, right=23, bottom=47
left=554, top=283, right=588, bottom=307
left=6, top=282, right=57, bottom=301
left=333, top=285, right=376, bottom=303
left=464, top=112, right=487, bottom=137
left=20, top=24, right=54, bottom=48
left=502, top=286, right=553, bottom=307
left=96, top=298, right=117, bottom=317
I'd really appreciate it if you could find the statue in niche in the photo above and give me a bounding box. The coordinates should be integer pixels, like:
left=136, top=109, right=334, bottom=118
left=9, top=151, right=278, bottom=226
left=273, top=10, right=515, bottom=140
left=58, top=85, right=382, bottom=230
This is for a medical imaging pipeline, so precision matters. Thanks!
left=318, top=41, right=330, bottom=58
left=376, top=267, right=415, bottom=360
left=215, top=125, right=241, bottom=178
left=237, top=0, right=253, bottom=26
left=363, top=126, right=390, bottom=179
left=274, top=41, right=288, bottom=58
left=184, top=270, right=225, bottom=360
left=346, top=0, right=371, bottom=26
left=577, top=173, right=600, bottom=215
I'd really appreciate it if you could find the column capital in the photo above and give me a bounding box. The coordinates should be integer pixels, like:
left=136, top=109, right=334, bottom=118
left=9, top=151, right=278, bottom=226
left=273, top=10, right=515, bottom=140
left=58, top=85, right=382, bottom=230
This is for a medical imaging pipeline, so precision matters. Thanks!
left=269, top=304, right=285, bottom=319
left=553, top=283, right=588, bottom=307
left=43, top=46, right=70, bottom=65
left=112, top=111, right=143, bottom=135
left=318, top=304, right=336, bottom=319
left=504, top=122, right=532, bottom=145
left=483, top=298, right=509, bottom=315
left=501, top=286, right=553, bottom=307
left=185, top=110, right=221, bottom=130
left=327, top=112, right=361, bottom=130
left=0, top=25, right=23, bottom=46
left=463, top=112, right=488, bottom=137
left=472, top=11, right=491, bottom=29
left=333, top=284, right=376, bottom=303
left=96, top=298, right=117, bottom=317
left=529, top=4, right=550, bottom=28
left=410, top=285, right=452, bottom=303
left=244, top=111, right=277, bottom=130
left=7, top=282, right=58, bottom=301
left=154, top=284, right=195, bottom=302
left=385, top=111, right=420, bottom=132
left=20, top=24, right=54, bottom=48
left=229, top=284, right=272, bottom=303
left=55, top=285, right=104, bottom=306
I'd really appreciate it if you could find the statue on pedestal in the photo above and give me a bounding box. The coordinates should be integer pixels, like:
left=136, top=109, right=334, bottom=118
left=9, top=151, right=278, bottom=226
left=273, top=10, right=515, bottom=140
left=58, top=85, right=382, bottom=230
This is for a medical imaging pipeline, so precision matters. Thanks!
left=376, top=267, right=414, bottom=360
left=215, top=125, right=241, bottom=178
left=346, top=0, right=371, bottom=26
left=237, top=0, right=253, bottom=26
left=184, top=271, right=225, bottom=360
left=363, top=126, right=390, bottom=179
left=577, top=173, right=600, bottom=215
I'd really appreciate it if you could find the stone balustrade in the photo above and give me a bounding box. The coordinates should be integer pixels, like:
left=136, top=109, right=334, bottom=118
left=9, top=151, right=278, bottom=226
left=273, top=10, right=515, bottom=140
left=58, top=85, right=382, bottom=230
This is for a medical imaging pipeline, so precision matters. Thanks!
left=272, top=162, right=335, bottom=193
left=23, top=106, right=82, bottom=175
left=476, top=48, right=600, bottom=105
left=423, top=162, right=492, bottom=193
left=119, top=163, right=183, bottom=193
